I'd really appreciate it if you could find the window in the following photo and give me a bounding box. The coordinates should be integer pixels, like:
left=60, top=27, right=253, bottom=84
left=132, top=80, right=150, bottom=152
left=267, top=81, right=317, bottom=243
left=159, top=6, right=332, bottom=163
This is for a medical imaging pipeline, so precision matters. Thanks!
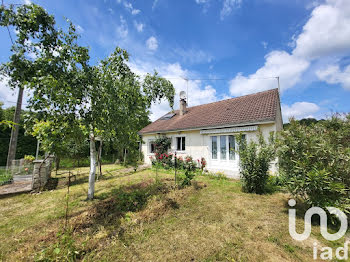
left=149, top=141, right=156, bottom=154
left=211, top=136, right=217, bottom=159
left=176, top=137, right=186, bottom=151
left=220, top=135, right=227, bottom=160
left=211, top=135, right=238, bottom=160
left=229, top=135, right=235, bottom=160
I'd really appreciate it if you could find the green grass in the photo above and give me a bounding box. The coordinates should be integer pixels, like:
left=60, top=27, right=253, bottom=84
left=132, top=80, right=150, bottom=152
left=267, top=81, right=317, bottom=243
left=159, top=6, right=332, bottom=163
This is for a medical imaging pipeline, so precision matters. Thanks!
left=0, top=164, right=348, bottom=261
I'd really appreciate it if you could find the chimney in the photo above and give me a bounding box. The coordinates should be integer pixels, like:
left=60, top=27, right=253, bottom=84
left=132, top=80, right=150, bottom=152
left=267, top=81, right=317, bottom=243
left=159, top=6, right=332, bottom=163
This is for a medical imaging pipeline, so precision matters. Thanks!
left=179, top=91, right=187, bottom=116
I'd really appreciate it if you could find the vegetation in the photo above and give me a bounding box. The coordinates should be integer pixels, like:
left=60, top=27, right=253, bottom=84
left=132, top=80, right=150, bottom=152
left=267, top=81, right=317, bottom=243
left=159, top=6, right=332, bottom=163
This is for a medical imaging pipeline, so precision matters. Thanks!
left=0, top=165, right=347, bottom=261
left=0, top=104, right=37, bottom=166
left=153, top=135, right=172, bottom=155
left=236, top=132, right=275, bottom=194
left=0, top=3, right=61, bottom=167
left=0, top=168, right=12, bottom=185
left=277, top=114, right=350, bottom=213
left=0, top=3, right=176, bottom=200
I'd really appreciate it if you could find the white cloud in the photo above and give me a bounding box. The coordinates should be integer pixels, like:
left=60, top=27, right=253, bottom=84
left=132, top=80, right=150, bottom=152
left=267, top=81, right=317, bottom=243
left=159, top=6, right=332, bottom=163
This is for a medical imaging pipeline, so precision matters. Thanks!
left=261, top=41, right=268, bottom=49
left=293, top=0, right=350, bottom=59
left=316, top=64, right=350, bottom=90
left=195, top=0, right=209, bottom=3
left=76, top=24, right=84, bottom=33
left=116, top=16, right=128, bottom=38
left=123, top=1, right=141, bottom=15
left=134, top=21, right=144, bottom=32
left=132, top=9, right=141, bottom=15
left=146, top=36, right=158, bottom=51
left=173, top=48, right=213, bottom=64
left=282, top=102, right=320, bottom=122
left=0, top=77, right=32, bottom=109
left=229, top=51, right=309, bottom=96
left=152, top=0, right=159, bottom=10
left=129, top=61, right=218, bottom=121
left=229, top=0, right=350, bottom=96
left=220, top=0, right=242, bottom=20
left=23, top=0, right=31, bottom=5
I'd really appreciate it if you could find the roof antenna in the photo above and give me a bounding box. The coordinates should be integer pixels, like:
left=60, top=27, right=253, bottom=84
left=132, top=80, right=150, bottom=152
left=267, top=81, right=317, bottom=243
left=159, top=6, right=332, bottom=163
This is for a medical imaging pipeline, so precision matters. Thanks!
left=276, top=76, right=280, bottom=93
left=181, top=77, right=189, bottom=106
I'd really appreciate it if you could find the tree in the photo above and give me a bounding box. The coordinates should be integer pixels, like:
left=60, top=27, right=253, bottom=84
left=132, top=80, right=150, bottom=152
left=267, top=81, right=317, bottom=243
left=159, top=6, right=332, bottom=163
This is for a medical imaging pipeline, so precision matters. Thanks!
left=84, top=49, right=174, bottom=199
left=236, top=131, right=275, bottom=194
left=0, top=3, right=59, bottom=167
left=26, top=42, right=174, bottom=200
left=276, top=115, right=350, bottom=212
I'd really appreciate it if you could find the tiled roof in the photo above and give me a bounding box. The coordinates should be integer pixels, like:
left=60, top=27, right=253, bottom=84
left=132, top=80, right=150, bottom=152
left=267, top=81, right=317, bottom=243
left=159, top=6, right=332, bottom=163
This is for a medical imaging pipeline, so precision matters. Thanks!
left=139, top=88, right=280, bottom=134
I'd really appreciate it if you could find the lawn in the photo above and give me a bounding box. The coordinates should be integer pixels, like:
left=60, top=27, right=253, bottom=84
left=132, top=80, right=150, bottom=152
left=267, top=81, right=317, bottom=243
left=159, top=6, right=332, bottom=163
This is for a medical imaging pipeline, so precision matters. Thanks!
left=0, top=164, right=347, bottom=261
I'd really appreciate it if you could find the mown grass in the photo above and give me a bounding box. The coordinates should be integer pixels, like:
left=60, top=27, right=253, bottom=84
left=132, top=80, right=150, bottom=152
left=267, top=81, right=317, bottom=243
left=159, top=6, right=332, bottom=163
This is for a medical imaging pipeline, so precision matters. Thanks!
left=0, top=165, right=348, bottom=261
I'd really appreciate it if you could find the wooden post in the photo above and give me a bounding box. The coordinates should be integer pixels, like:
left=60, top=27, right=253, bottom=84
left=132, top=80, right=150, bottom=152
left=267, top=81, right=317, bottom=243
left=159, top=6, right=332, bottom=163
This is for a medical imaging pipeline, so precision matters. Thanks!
left=174, top=151, right=177, bottom=186
left=65, top=171, right=71, bottom=229
left=6, top=87, right=24, bottom=169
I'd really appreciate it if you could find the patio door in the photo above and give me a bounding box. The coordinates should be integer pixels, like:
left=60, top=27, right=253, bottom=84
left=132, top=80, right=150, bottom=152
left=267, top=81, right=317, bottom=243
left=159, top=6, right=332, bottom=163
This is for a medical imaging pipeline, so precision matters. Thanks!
left=210, top=135, right=239, bottom=170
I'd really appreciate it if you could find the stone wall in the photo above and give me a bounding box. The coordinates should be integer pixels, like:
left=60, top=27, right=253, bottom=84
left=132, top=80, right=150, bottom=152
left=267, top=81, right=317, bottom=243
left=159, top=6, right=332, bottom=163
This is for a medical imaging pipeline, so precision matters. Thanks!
left=31, top=156, right=54, bottom=190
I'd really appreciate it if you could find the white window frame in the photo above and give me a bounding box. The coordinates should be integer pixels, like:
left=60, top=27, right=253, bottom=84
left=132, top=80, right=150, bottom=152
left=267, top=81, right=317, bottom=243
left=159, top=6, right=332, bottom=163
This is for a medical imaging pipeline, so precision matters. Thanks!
left=174, top=135, right=186, bottom=153
left=210, top=134, right=241, bottom=161
left=210, top=136, right=218, bottom=161
left=148, top=139, right=156, bottom=155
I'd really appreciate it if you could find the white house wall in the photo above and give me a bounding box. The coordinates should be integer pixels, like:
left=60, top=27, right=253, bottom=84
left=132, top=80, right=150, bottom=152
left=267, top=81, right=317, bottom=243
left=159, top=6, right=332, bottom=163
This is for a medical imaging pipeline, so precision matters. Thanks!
left=141, top=123, right=278, bottom=178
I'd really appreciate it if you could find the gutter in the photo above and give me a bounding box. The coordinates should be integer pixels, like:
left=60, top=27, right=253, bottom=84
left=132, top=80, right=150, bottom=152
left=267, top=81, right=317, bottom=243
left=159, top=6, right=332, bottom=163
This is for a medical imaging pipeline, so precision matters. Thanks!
left=138, top=118, right=276, bottom=135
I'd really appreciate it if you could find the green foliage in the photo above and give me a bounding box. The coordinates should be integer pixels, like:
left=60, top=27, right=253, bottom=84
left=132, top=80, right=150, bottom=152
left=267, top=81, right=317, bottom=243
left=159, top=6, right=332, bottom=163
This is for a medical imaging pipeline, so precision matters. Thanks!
left=0, top=169, right=12, bottom=185
left=154, top=136, right=172, bottom=156
left=181, top=169, right=195, bottom=187
left=0, top=105, right=37, bottom=165
left=236, top=131, right=275, bottom=194
left=24, top=155, right=35, bottom=163
left=276, top=114, right=350, bottom=211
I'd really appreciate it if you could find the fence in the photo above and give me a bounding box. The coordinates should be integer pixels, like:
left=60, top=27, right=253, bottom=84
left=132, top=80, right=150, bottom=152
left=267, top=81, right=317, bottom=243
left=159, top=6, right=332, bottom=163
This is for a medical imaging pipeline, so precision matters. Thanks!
left=0, top=167, right=12, bottom=186
left=0, top=159, right=35, bottom=187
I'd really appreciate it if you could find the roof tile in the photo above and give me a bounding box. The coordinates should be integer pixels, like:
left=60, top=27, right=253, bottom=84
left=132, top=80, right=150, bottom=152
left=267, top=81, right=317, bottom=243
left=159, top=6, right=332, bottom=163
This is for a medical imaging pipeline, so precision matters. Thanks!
left=139, top=88, right=280, bottom=134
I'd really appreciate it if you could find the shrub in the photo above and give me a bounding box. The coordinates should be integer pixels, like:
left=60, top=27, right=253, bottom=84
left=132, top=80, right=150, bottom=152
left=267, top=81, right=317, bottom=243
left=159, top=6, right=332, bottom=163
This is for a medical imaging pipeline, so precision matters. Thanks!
left=197, top=157, right=206, bottom=173
left=236, top=131, right=275, bottom=194
left=154, top=136, right=172, bottom=156
left=181, top=169, right=195, bottom=186
left=276, top=115, right=350, bottom=212
left=24, top=155, right=35, bottom=163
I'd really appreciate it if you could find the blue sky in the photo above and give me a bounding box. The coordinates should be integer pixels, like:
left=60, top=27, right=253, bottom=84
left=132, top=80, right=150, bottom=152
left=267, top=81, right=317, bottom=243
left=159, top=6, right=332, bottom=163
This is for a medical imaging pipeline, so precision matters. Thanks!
left=0, top=0, right=349, bottom=122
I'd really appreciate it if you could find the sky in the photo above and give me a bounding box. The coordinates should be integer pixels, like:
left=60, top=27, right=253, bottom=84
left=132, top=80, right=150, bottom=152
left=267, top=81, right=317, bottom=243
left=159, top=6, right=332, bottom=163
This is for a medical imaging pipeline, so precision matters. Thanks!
left=0, top=0, right=349, bottom=122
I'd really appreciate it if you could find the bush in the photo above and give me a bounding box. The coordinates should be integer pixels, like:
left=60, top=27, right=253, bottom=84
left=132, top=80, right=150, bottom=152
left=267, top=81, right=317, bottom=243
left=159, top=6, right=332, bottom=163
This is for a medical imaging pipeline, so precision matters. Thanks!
left=236, top=131, right=275, bottom=194
left=276, top=114, right=350, bottom=212
left=24, top=155, right=35, bottom=163
left=154, top=136, right=172, bottom=156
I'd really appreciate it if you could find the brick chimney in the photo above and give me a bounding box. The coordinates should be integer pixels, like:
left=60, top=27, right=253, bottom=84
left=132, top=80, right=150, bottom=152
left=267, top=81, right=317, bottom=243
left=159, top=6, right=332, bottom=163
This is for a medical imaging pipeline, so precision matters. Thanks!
left=179, top=91, right=187, bottom=116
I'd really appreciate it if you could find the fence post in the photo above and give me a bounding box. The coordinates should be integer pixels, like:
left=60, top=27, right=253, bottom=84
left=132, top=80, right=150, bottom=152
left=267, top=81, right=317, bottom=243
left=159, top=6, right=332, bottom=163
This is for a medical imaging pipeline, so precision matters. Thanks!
left=174, top=151, right=177, bottom=186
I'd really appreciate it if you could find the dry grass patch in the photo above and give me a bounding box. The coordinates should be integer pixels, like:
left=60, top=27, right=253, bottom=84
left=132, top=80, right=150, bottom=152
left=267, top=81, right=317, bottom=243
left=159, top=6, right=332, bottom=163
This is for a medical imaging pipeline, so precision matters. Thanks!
left=1, top=166, right=348, bottom=261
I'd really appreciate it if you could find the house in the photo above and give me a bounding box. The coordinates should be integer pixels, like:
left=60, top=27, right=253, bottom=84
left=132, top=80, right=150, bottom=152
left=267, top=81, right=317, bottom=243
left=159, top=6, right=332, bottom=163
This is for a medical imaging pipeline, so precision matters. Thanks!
left=139, top=88, right=283, bottom=178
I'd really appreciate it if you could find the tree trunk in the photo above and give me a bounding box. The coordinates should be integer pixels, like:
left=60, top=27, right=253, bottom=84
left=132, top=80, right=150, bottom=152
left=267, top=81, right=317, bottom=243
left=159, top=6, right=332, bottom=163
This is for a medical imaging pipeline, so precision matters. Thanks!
left=98, top=141, right=102, bottom=178
left=6, top=87, right=24, bottom=168
left=55, top=157, right=60, bottom=171
left=87, top=133, right=97, bottom=200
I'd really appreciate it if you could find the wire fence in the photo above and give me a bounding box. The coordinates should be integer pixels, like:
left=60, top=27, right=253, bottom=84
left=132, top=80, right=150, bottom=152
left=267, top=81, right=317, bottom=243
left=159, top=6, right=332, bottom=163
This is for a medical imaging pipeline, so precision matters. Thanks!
left=0, top=167, right=12, bottom=186
left=0, top=159, right=34, bottom=186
